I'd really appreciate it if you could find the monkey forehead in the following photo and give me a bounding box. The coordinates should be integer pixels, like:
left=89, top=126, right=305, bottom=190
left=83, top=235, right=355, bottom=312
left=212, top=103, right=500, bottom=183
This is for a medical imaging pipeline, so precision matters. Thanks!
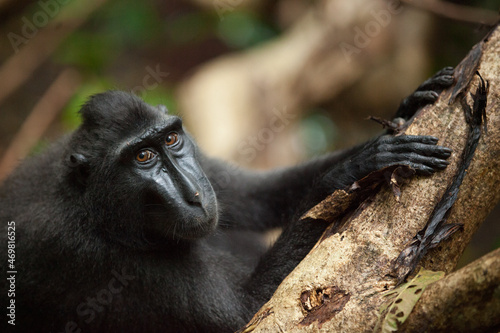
left=79, top=91, right=167, bottom=129
left=72, top=91, right=185, bottom=156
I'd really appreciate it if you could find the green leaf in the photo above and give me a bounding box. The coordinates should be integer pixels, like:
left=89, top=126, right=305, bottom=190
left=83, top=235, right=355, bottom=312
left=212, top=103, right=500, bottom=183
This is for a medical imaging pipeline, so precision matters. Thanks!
left=375, top=269, right=445, bottom=333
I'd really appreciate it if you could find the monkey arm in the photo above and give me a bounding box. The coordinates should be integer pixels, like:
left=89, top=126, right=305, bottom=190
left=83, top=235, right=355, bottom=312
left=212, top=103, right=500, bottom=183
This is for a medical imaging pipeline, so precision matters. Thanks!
left=201, top=134, right=450, bottom=232
left=201, top=67, right=454, bottom=232
left=199, top=146, right=361, bottom=231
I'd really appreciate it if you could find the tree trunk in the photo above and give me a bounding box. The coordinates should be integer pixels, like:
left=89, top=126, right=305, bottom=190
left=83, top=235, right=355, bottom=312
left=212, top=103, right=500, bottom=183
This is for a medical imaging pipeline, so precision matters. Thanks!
left=241, top=23, right=500, bottom=333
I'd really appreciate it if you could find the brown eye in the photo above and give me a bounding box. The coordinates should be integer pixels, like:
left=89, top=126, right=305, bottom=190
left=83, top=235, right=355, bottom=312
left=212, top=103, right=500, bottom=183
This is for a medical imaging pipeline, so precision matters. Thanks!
left=136, top=150, right=155, bottom=163
left=165, top=132, right=179, bottom=146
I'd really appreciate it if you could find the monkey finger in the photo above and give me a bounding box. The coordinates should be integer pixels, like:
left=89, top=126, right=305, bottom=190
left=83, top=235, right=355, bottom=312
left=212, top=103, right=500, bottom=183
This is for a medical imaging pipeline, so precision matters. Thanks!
left=395, top=162, right=435, bottom=176
left=434, top=66, right=455, bottom=77
left=388, top=143, right=452, bottom=158
left=416, top=67, right=455, bottom=91
left=396, top=153, right=450, bottom=170
left=381, top=135, right=439, bottom=145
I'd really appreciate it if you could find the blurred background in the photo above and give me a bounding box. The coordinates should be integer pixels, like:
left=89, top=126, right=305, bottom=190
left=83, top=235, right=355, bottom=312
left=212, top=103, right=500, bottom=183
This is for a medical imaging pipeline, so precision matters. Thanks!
left=0, top=0, right=498, bottom=267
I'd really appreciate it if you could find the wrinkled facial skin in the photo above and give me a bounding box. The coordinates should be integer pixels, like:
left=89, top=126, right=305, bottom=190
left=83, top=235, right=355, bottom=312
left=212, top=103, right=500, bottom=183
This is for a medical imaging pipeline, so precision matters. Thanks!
left=121, top=115, right=219, bottom=241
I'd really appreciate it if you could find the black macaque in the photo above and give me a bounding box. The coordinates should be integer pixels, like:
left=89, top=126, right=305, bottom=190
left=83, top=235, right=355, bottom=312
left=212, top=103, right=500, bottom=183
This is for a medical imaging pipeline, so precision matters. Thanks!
left=0, top=68, right=454, bottom=333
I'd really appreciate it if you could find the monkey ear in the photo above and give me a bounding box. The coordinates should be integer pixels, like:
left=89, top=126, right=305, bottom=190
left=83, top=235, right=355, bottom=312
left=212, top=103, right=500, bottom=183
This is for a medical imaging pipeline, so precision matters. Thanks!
left=67, top=153, right=90, bottom=186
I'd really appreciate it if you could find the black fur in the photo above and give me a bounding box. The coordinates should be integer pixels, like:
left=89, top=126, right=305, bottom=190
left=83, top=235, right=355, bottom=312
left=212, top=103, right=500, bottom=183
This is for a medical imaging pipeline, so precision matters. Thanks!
left=1, top=70, right=453, bottom=332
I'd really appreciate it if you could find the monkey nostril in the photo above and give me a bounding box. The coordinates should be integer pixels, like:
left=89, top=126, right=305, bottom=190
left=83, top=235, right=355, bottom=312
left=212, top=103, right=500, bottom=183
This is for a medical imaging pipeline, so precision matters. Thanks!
left=188, top=191, right=202, bottom=205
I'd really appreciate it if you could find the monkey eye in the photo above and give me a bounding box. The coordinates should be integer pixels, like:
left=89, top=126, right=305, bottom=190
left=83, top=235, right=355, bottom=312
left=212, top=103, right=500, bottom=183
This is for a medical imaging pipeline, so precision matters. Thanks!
left=165, top=132, right=179, bottom=147
left=136, top=149, right=156, bottom=163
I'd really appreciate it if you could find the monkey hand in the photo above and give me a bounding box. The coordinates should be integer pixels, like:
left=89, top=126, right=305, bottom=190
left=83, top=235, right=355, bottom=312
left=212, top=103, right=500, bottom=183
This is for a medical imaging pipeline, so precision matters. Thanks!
left=394, top=67, right=455, bottom=121
left=320, top=135, right=451, bottom=192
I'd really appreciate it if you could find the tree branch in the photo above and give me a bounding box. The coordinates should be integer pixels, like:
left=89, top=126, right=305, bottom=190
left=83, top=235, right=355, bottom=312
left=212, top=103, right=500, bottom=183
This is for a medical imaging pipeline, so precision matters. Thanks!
left=401, top=247, right=500, bottom=332
left=241, top=23, right=500, bottom=333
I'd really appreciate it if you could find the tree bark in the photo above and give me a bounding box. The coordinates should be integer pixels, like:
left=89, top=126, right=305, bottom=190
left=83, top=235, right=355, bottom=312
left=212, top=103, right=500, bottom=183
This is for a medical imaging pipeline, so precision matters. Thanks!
left=241, top=23, right=500, bottom=333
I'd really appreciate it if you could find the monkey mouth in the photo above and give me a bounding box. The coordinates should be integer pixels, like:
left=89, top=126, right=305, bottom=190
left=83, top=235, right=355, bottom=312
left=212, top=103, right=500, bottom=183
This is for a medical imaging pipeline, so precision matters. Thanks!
left=177, top=198, right=219, bottom=239
left=144, top=194, right=219, bottom=241
left=177, top=213, right=219, bottom=240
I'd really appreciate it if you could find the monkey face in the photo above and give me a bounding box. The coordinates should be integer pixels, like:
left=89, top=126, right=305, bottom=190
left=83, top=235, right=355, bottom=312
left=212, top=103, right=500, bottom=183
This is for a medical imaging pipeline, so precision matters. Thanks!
left=133, top=122, right=219, bottom=241
left=67, top=91, right=219, bottom=245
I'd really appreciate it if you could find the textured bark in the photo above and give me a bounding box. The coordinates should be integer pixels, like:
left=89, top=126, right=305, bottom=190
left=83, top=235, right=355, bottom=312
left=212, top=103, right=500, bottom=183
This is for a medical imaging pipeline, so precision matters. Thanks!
left=401, top=247, right=500, bottom=333
left=241, top=24, right=500, bottom=333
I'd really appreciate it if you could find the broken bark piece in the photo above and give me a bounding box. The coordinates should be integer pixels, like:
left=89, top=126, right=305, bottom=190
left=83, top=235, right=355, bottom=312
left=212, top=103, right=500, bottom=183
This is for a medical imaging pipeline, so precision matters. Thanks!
left=299, top=286, right=350, bottom=328
left=303, top=165, right=415, bottom=223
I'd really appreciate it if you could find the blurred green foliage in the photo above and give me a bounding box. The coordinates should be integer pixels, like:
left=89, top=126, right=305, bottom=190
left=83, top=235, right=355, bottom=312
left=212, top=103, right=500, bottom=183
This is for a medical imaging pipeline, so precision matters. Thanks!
left=299, top=111, right=339, bottom=157
left=95, top=0, right=162, bottom=46
left=54, top=0, right=279, bottom=131
left=140, top=87, right=177, bottom=114
left=167, top=12, right=215, bottom=45
left=56, top=32, right=116, bottom=72
left=216, top=11, right=278, bottom=49
left=55, top=0, right=162, bottom=72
